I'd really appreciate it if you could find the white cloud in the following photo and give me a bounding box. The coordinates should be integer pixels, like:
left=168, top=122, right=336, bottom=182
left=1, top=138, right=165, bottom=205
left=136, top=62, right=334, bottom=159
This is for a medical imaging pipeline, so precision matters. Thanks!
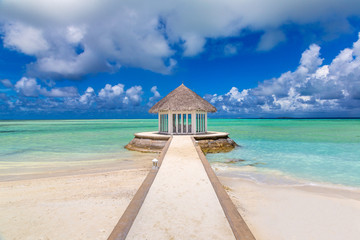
left=99, top=84, right=125, bottom=100
left=14, top=77, right=41, bottom=97
left=182, top=34, right=206, bottom=56
left=4, top=79, right=151, bottom=113
left=148, top=86, right=161, bottom=106
left=150, top=86, right=160, bottom=98
left=3, top=22, right=49, bottom=55
left=79, top=87, right=95, bottom=105
left=206, top=33, right=360, bottom=116
left=44, top=87, right=78, bottom=97
left=14, top=77, right=78, bottom=97
left=66, top=25, right=86, bottom=44
left=225, top=87, right=249, bottom=102
left=97, top=83, right=144, bottom=108
left=3, top=0, right=360, bottom=78
left=299, top=44, right=323, bottom=73
left=125, top=86, right=143, bottom=104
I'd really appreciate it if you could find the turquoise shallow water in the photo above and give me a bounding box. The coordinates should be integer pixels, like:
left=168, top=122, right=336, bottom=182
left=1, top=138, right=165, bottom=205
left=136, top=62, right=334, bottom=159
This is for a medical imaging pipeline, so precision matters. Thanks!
left=1, top=119, right=360, bottom=187
left=207, top=119, right=360, bottom=187
left=0, top=119, right=157, bottom=178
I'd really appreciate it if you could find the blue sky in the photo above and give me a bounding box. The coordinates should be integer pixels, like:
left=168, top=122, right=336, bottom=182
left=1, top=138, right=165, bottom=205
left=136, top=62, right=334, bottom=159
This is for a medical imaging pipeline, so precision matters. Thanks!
left=1, top=0, right=360, bottom=119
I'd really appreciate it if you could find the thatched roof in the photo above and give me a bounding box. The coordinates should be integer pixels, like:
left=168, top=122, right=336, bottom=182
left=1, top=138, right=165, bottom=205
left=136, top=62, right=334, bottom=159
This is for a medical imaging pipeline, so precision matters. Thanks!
left=149, top=84, right=217, bottom=113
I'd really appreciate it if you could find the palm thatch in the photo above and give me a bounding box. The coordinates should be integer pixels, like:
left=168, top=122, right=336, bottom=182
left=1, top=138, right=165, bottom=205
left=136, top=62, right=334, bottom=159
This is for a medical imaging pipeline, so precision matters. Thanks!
left=149, top=84, right=217, bottom=113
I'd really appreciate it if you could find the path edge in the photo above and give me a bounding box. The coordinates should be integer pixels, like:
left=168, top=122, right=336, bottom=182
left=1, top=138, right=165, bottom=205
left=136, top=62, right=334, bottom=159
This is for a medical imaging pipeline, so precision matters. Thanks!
left=191, top=137, right=256, bottom=240
left=107, top=136, right=173, bottom=240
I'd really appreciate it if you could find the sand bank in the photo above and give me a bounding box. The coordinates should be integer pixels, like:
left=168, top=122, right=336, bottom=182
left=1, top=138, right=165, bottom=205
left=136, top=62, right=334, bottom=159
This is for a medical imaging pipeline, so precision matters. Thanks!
left=0, top=167, right=151, bottom=240
left=219, top=175, right=360, bottom=240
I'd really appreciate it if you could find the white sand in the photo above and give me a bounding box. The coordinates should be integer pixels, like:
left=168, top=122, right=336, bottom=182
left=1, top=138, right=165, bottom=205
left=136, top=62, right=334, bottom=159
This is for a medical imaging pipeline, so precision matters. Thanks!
left=3, top=142, right=360, bottom=240
left=0, top=168, right=150, bottom=240
left=220, top=176, right=360, bottom=240
left=126, top=136, right=235, bottom=240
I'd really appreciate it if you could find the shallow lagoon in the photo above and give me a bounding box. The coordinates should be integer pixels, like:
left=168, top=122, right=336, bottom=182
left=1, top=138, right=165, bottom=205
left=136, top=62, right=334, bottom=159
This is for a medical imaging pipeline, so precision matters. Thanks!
left=1, top=119, right=359, bottom=187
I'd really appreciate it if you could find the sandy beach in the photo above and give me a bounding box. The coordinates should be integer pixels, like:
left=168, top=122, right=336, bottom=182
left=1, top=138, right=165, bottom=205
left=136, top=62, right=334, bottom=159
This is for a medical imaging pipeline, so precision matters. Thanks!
left=1, top=156, right=360, bottom=239
left=0, top=166, right=151, bottom=240
left=219, top=175, right=360, bottom=240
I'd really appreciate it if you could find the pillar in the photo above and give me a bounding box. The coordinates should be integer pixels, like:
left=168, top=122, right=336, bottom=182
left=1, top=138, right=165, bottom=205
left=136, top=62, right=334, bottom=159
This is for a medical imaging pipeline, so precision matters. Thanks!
left=169, top=111, right=173, bottom=134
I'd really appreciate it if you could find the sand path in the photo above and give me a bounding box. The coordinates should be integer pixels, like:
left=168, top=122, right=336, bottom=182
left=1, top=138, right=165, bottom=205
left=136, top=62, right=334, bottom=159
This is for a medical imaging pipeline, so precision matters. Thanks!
left=126, top=136, right=236, bottom=240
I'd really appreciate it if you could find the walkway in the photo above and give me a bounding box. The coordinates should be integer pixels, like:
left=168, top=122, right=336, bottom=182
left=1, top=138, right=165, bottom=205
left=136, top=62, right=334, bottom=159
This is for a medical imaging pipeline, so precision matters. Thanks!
left=125, top=136, right=236, bottom=239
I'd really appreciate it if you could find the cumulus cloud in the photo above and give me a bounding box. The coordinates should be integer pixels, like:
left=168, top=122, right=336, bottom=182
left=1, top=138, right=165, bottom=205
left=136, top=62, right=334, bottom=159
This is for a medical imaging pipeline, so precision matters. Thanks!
left=79, top=87, right=95, bottom=105
left=148, top=86, right=161, bottom=106
left=205, top=34, right=360, bottom=117
left=2, top=0, right=360, bottom=79
left=14, top=77, right=41, bottom=97
left=125, top=86, right=143, bottom=105
left=2, top=77, right=150, bottom=115
left=97, top=83, right=143, bottom=109
left=3, top=22, right=49, bottom=55
left=14, top=77, right=78, bottom=97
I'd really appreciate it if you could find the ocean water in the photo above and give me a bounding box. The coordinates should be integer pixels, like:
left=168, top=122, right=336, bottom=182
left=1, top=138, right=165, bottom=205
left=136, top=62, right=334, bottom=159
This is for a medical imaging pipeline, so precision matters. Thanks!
left=207, top=119, right=360, bottom=188
left=1, top=119, right=359, bottom=187
left=0, top=119, right=157, bottom=179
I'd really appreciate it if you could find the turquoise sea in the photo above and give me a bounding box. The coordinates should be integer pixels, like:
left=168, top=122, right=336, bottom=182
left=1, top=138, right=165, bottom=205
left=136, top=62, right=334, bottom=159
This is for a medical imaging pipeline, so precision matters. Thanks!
left=0, top=119, right=359, bottom=187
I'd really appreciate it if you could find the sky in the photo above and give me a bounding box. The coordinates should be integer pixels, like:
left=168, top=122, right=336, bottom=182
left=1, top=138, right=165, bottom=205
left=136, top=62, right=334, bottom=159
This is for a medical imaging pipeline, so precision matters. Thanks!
left=1, top=0, right=360, bottom=119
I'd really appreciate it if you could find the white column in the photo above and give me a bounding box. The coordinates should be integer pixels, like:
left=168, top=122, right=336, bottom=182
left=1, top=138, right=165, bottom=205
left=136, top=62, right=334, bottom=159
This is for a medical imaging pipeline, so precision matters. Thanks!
left=169, top=111, right=173, bottom=134
left=185, top=113, right=188, bottom=133
left=191, top=111, right=196, bottom=134
left=158, top=113, right=161, bottom=132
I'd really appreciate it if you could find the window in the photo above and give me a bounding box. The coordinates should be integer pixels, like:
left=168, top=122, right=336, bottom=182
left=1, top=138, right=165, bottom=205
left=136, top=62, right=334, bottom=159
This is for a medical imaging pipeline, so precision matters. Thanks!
left=159, top=114, right=168, bottom=133
left=183, top=114, right=186, bottom=133
left=173, top=114, right=176, bottom=133
left=188, top=114, right=191, bottom=133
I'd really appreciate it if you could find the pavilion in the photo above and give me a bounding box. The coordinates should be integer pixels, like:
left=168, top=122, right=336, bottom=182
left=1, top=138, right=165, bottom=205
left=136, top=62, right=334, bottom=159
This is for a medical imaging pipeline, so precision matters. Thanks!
left=149, top=84, right=217, bottom=134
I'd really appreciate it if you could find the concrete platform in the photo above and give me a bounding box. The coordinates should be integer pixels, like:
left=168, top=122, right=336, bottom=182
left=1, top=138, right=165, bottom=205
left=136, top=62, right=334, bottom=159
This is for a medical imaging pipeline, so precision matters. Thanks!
left=134, top=131, right=230, bottom=139
left=125, top=136, right=236, bottom=240
left=126, top=131, right=237, bottom=154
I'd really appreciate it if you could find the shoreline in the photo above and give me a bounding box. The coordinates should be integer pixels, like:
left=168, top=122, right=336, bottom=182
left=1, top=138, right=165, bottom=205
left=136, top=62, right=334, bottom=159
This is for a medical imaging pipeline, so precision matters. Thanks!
left=0, top=151, right=157, bottom=182
left=1, top=154, right=359, bottom=239
left=212, top=163, right=360, bottom=191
